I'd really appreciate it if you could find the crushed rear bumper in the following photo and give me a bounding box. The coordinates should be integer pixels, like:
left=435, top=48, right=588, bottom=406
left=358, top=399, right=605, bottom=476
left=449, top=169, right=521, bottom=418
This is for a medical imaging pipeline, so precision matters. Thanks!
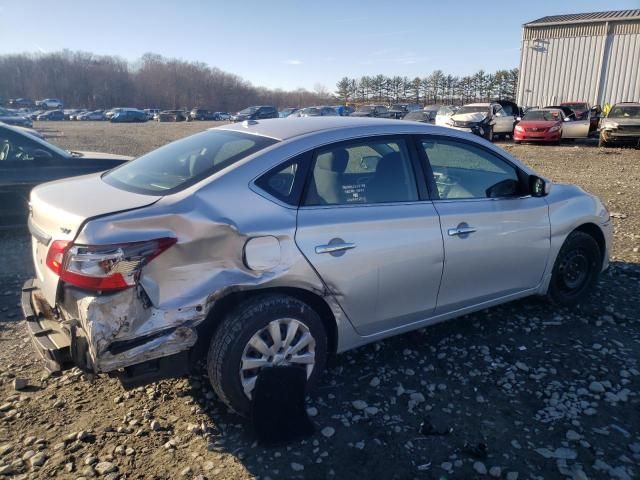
left=21, top=279, right=195, bottom=384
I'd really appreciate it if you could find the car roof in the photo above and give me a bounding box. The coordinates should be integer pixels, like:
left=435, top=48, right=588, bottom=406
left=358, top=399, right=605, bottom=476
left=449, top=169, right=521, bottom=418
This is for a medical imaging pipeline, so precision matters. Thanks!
left=216, top=116, right=451, bottom=141
left=614, top=102, right=640, bottom=106
left=465, top=103, right=492, bottom=107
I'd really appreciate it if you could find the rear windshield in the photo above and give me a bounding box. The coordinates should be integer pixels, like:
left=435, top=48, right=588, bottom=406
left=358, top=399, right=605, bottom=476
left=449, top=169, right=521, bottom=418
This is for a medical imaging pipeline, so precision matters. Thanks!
left=102, top=130, right=278, bottom=195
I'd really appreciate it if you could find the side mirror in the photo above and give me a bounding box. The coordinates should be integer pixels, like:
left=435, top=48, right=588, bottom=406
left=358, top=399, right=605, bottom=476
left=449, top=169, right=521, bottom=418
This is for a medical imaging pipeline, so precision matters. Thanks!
left=564, top=117, right=571, bottom=122
left=516, top=116, right=522, bottom=122
left=530, top=175, right=550, bottom=197
left=32, top=149, right=53, bottom=161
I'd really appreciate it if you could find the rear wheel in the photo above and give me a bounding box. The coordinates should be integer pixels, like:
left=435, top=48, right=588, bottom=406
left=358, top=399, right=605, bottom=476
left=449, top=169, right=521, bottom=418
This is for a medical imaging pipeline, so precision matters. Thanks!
left=548, top=231, right=601, bottom=306
left=207, top=294, right=328, bottom=415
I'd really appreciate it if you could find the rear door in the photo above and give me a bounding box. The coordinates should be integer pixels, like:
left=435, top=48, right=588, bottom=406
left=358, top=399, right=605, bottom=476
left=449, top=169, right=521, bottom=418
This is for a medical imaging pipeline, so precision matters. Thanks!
left=295, top=136, right=444, bottom=336
left=418, top=136, right=550, bottom=312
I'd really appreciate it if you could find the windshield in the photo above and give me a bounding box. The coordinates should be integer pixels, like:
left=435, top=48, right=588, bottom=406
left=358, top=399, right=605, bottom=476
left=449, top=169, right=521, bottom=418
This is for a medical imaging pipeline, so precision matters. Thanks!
left=103, top=130, right=278, bottom=195
left=302, top=108, right=320, bottom=115
left=608, top=106, right=640, bottom=118
left=239, top=107, right=259, bottom=115
left=357, top=106, right=375, bottom=113
left=523, top=110, right=562, bottom=121
left=390, top=104, right=406, bottom=111
left=456, top=105, right=489, bottom=115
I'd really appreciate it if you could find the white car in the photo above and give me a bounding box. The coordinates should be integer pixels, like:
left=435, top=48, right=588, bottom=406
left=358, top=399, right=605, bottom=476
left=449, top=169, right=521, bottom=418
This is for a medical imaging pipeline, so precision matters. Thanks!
left=435, top=105, right=457, bottom=127
left=446, top=102, right=516, bottom=141
left=37, top=98, right=64, bottom=109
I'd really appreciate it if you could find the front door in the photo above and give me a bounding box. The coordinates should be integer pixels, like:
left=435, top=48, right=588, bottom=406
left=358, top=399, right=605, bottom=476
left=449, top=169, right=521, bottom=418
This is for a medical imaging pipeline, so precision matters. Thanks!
left=418, top=136, right=550, bottom=312
left=561, top=111, right=590, bottom=138
left=295, top=136, right=444, bottom=336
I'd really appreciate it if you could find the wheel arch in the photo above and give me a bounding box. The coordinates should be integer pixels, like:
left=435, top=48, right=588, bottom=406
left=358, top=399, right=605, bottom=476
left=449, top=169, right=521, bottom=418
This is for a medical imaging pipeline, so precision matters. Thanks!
left=573, top=222, right=606, bottom=264
left=194, top=286, right=338, bottom=360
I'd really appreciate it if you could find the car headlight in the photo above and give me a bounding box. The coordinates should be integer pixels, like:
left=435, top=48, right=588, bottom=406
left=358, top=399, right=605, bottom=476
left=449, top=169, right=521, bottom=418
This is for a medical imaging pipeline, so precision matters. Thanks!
left=605, top=122, right=618, bottom=129
left=549, top=125, right=561, bottom=133
left=514, top=125, right=524, bottom=132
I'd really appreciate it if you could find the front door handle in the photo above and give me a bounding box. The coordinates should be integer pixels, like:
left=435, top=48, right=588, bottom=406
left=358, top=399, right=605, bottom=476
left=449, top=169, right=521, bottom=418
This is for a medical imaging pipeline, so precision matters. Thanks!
left=315, top=242, right=356, bottom=255
left=447, top=225, right=476, bottom=237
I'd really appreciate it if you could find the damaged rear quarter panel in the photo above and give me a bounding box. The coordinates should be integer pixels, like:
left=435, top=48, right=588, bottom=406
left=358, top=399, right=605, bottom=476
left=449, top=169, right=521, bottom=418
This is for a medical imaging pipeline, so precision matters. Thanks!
left=68, top=141, right=347, bottom=371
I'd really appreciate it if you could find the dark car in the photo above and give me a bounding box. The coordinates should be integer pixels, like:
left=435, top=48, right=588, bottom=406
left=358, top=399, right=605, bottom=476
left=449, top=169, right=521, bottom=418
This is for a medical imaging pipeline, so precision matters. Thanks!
left=231, top=106, right=279, bottom=122
left=403, top=110, right=437, bottom=123
left=189, top=108, right=218, bottom=121
left=0, top=108, right=33, bottom=128
left=0, top=123, right=132, bottom=226
left=111, top=109, right=148, bottom=123
left=351, top=105, right=392, bottom=118
left=157, top=110, right=188, bottom=122
left=8, top=98, right=36, bottom=109
left=388, top=103, right=421, bottom=119
left=36, top=110, right=65, bottom=121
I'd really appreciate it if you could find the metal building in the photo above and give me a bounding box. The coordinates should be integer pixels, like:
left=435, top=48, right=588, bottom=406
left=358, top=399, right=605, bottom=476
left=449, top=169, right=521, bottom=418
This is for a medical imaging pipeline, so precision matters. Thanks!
left=517, top=10, right=640, bottom=108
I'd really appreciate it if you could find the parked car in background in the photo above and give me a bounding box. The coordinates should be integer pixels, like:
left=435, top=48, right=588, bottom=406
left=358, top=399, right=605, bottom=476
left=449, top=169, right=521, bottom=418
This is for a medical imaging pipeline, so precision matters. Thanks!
left=36, top=98, right=64, bottom=109
left=435, top=105, right=457, bottom=126
left=157, top=110, right=188, bottom=122
left=561, top=101, right=600, bottom=132
left=214, top=112, right=231, bottom=121
left=190, top=108, right=217, bottom=121
left=8, top=98, right=36, bottom=109
left=231, top=106, right=279, bottom=122
left=333, top=105, right=355, bottom=116
left=351, top=105, right=392, bottom=118
left=543, top=105, right=591, bottom=139
left=21, top=117, right=611, bottom=415
left=295, top=106, right=339, bottom=117
left=68, top=109, right=89, bottom=120
left=78, top=110, right=106, bottom=121
left=111, top=109, right=148, bottom=123
left=388, top=103, right=421, bottom=119
left=513, top=108, right=565, bottom=144
left=0, top=123, right=132, bottom=226
left=37, top=110, right=65, bottom=121
left=598, top=102, right=640, bottom=148
left=279, top=107, right=299, bottom=118
left=403, top=110, right=436, bottom=123
left=446, top=102, right=516, bottom=141
left=144, top=109, right=161, bottom=120
left=0, top=107, right=34, bottom=128
left=105, top=108, right=126, bottom=120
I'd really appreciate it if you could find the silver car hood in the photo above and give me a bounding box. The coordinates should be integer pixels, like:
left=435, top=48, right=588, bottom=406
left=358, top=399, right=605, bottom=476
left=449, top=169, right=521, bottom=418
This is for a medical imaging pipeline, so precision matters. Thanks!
left=601, top=117, right=640, bottom=127
left=30, top=173, right=160, bottom=305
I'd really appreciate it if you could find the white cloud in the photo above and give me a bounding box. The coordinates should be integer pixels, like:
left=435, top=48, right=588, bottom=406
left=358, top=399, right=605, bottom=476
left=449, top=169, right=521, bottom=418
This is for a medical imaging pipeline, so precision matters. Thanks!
left=283, top=59, right=302, bottom=65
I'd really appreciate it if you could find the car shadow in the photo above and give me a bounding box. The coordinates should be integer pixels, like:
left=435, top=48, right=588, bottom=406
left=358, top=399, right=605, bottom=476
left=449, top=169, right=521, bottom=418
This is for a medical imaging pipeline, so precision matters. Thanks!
left=182, top=260, right=640, bottom=479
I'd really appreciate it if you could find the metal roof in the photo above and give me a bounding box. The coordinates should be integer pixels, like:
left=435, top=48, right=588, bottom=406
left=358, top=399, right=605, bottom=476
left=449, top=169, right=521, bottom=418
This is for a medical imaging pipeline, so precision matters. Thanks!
left=526, top=9, right=640, bottom=26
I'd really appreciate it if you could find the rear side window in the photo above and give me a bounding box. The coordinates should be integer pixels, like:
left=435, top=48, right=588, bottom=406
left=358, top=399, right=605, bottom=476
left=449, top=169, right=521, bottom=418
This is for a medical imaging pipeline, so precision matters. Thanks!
left=103, top=130, right=277, bottom=195
left=303, top=138, right=418, bottom=206
left=254, top=154, right=309, bottom=205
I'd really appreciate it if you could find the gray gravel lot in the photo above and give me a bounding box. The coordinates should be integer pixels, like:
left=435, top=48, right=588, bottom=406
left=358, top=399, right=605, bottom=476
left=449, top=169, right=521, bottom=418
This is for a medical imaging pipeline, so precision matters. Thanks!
left=0, top=121, right=638, bottom=479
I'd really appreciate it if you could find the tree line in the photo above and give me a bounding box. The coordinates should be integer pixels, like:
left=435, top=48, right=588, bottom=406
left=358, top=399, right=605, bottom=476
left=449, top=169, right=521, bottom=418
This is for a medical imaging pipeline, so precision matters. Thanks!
left=335, top=69, right=519, bottom=106
left=0, top=50, right=333, bottom=111
left=0, top=50, right=518, bottom=111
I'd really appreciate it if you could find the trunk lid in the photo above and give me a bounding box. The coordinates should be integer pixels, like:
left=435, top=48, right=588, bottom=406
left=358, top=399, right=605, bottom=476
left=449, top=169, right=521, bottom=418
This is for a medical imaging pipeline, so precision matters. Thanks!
left=29, top=173, right=160, bottom=305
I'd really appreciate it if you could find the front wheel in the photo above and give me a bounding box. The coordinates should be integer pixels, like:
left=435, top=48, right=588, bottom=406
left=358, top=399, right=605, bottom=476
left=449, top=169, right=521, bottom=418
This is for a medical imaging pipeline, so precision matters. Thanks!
left=598, top=133, right=609, bottom=148
left=207, top=294, right=328, bottom=415
left=547, top=231, right=602, bottom=306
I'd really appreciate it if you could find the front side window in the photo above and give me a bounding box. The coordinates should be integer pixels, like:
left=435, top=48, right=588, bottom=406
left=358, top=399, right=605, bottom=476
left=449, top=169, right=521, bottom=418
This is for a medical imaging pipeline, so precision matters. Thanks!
left=0, top=129, right=61, bottom=162
left=303, top=138, right=418, bottom=206
left=103, top=130, right=278, bottom=195
left=421, top=138, right=523, bottom=200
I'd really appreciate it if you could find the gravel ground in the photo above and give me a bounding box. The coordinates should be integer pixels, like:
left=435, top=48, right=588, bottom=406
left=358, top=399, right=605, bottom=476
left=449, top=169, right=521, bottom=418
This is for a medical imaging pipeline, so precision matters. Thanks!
left=0, top=121, right=638, bottom=479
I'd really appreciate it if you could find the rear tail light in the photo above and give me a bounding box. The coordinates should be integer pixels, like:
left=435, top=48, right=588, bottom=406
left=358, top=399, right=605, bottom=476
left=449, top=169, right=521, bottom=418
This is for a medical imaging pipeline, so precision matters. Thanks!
left=46, top=237, right=176, bottom=292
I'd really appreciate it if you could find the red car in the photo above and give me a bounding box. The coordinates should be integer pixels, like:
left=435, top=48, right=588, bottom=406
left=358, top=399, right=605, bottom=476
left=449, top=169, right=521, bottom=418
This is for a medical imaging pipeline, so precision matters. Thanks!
left=513, top=108, right=563, bottom=144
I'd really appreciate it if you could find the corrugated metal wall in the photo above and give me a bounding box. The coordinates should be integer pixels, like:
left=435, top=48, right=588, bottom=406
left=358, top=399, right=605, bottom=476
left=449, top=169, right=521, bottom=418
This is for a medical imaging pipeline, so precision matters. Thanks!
left=517, top=21, right=640, bottom=107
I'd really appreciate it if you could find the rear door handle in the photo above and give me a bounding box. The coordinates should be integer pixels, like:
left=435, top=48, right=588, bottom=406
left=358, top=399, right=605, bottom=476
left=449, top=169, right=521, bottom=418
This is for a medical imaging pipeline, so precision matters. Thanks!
left=315, top=242, right=356, bottom=255
left=447, top=226, right=476, bottom=237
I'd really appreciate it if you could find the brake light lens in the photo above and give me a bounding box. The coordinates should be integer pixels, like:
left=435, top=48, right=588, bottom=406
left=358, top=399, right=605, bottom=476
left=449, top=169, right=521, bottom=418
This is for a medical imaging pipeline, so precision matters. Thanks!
left=46, top=237, right=176, bottom=292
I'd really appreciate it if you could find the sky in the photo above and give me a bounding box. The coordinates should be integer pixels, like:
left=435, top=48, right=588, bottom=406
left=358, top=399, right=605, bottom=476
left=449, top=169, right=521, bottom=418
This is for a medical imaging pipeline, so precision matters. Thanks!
left=1, top=0, right=639, bottom=92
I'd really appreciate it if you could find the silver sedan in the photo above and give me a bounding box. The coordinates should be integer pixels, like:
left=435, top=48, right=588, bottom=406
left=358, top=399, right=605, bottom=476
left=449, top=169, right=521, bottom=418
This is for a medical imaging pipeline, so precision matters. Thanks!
left=23, top=117, right=612, bottom=414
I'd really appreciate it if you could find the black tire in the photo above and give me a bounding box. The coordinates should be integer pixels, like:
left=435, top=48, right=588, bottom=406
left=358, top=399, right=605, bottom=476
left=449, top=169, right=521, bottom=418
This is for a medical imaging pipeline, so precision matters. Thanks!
left=548, top=231, right=602, bottom=306
left=514, top=140, right=521, bottom=144
left=484, top=125, right=493, bottom=142
left=207, top=294, right=328, bottom=415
